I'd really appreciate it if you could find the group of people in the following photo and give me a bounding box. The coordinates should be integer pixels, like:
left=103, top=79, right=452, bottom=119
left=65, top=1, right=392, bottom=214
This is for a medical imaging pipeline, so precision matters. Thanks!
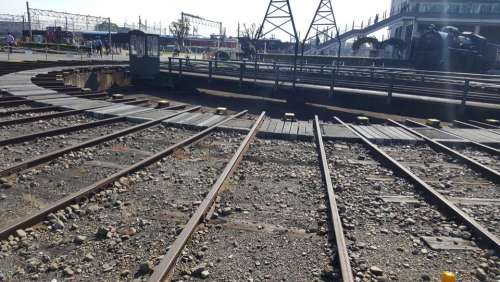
left=85, top=39, right=111, bottom=57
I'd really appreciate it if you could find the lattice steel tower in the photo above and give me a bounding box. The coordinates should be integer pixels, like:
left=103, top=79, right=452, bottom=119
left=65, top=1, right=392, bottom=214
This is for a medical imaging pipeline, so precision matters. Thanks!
left=257, top=0, right=299, bottom=88
left=302, top=0, right=341, bottom=56
left=257, top=0, right=299, bottom=42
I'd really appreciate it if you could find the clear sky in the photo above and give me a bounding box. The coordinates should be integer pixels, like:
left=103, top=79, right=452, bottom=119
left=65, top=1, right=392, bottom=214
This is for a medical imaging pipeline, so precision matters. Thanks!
left=2, top=0, right=392, bottom=38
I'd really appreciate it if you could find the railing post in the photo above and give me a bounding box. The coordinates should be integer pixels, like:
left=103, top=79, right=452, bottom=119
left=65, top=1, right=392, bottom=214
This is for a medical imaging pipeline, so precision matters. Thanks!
left=208, top=60, right=213, bottom=84
left=178, top=58, right=183, bottom=78
left=387, top=73, right=394, bottom=105
left=462, top=79, right=470, bottom=108
left=168, top=57, right=172, bottom=73
left=329, top=69, right=336, bottom=99
left=254, top=61, right=258, bottom=84
left=239, top=61, right=245, bottom=86
left=274, top=62, right=280, bottom=91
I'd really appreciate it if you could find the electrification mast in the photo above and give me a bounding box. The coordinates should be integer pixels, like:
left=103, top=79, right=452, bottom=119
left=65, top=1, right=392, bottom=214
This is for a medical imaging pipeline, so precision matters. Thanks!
left=257, top=0, right=299, bottom=89
left=301, top=0, right=341, bottom=64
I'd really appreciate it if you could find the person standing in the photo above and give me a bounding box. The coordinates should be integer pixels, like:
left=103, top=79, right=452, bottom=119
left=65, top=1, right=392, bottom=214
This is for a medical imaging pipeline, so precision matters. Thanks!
left=6, top=32, right=15, bottom=53
left=104, top=40, right=110, bottom=56
left=96, top=39, right=103, bottom=57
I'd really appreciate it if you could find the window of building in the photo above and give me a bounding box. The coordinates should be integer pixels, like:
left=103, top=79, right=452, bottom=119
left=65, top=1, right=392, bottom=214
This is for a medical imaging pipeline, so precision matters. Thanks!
left=479, top=4, right=492, bottom=14
left=460, top=3, right=480, bottom=14
left=493, top=4, right=500, bottom=14
left=447, top=4, right=460, bottom=14
left=130, top=34, right=145, bottom=58
left=147, top=36, right=159, bottom=57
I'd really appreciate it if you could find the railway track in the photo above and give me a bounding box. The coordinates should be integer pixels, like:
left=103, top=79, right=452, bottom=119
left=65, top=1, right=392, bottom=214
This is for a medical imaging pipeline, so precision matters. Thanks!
left=322, top=137, right=492, bottom=281
left=169, top=137, right=337, bottom=281
left=376, top=142, right=499, bottom=239
left=0, top=63, right=499, bottom=281
left=0, top=107, right=252, bottom=281
left=148, top=117, right=498, bottom=281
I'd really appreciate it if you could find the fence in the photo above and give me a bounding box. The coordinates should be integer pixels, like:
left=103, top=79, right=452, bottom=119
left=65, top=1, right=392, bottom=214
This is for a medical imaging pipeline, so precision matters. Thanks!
left=163, top=57, right=500, bottom=105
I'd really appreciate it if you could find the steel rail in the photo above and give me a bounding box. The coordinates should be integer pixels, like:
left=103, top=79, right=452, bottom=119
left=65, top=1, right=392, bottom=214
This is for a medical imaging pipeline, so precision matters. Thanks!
left=161, top=104, right=187, bottom=110
left=0, top=108, right=95, bottom=126
left=389, top=119, right=500, bottom=183
left=122, top=99, right=151, bottom=106
left=0, top=93, right=108, bottom=103
left=468, top=120, right=500, bottom=130
left=0, top=116, right=126, bottom=146
left=454, top=120, right=487, bottom=129
left=0, top=110, right=248, bottom=240
left=313, top=116, right=354, bottom=282
left=0, top=99, right=38, bottom=107
left=335, top=117, right=500, bottom=252
left=0, top=106, right=61, bottom=117
left=106, top=97, right=137, bottom=104
left=0, top=92, right=109, bottom=107
left=0, top=99, right=148, bottom=127
left=0, top=106, right=200, bottom=178
left=30, top=81, right=64, bottom=87
left=454, top=120, right=500, bottom=136
left=148, top=112, right=265, bottom=282
left=45, top=87, right=83, bottom=92
left=405, top=120, right=500, bottom=157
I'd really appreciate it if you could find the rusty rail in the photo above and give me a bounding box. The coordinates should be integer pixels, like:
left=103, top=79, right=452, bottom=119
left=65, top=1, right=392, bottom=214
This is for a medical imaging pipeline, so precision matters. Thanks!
left=0, top=110, right=249, bottom=240
left=313, top=116, right=354, bottom=282
left=336, top=117, right=500, bottom=251
left=406, top=119, right=500, bottom=157
left=148, top=112, right=265, bottom=282
left=0, top=106, right=200, bottom=177
left=390, top=119, right=500, bottom=183
left=0, top=116, right=126, bottom=146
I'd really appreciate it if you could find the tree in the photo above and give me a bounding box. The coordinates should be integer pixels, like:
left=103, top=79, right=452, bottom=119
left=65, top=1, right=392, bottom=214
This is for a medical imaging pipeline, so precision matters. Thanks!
left=241, top=23, right=258, bottom=40
left=240, top=23, right=259, bottom=59
left=169, top=18, right=190, bottom=51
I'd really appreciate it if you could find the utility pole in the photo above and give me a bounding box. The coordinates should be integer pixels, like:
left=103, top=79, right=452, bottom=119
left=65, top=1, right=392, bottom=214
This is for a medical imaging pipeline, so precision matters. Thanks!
left=108, top=17, right=113, bottom=60
left=26, top=1, right=32, bottom=41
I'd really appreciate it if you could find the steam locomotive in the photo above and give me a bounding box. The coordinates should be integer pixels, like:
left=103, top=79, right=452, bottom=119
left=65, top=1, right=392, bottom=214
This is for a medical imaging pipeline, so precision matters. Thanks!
left=410, top=26, right=499, bottom=73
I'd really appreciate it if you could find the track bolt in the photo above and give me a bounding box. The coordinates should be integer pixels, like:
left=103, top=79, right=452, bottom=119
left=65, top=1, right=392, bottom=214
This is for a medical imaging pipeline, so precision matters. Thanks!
left=486, top=119, right=499, bottom=126
left=216, top=107, right=228, bottom=115
left=283, top=113, right=296, bottom=122
left=441, top=271, right=456, bottom=282
left=357, top=116, right=370, bottom=125
left=156, top=100, right=171, bottom=109
left=426, top=118, right=441, bottom=128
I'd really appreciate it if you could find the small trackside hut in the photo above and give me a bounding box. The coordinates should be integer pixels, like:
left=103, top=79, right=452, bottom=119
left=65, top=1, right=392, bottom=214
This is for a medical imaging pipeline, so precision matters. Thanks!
left=129, top=30, right=160, bottom=80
